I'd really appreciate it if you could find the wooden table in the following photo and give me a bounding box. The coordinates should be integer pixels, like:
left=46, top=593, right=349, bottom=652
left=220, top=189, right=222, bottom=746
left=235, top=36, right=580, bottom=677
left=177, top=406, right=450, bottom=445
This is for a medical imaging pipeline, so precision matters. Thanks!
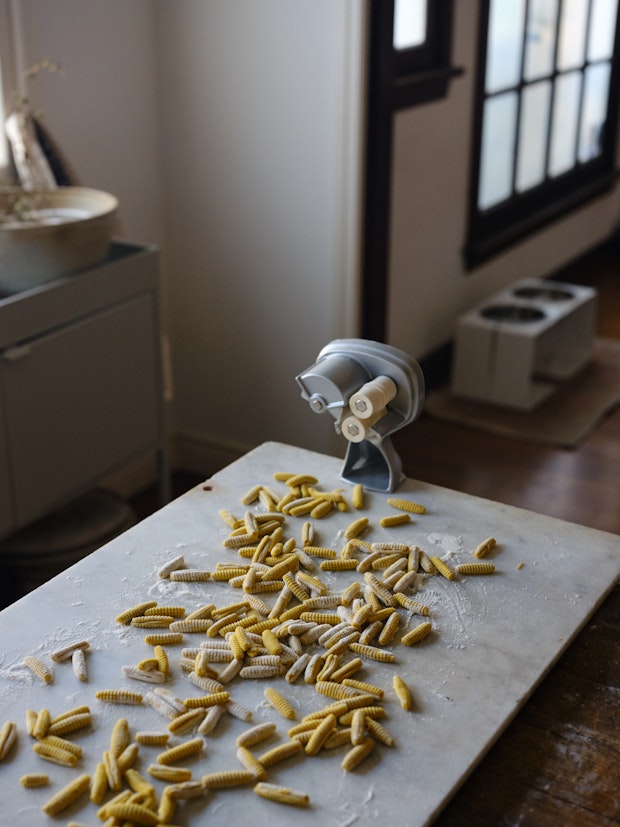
left=0, top=442, right=617, bottom=826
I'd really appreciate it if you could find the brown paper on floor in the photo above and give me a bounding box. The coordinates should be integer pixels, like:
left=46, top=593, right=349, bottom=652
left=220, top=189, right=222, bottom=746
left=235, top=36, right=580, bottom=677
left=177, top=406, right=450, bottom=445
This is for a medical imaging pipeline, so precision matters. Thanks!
left=425, top=338, right=620, bottom=448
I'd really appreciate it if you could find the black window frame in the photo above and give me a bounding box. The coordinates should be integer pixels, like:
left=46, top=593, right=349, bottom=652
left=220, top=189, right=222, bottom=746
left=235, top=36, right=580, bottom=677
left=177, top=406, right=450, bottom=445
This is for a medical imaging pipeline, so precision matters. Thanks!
left=465, top=0, right=620, bottom=269
left=362, top=0, right=460, bottom=342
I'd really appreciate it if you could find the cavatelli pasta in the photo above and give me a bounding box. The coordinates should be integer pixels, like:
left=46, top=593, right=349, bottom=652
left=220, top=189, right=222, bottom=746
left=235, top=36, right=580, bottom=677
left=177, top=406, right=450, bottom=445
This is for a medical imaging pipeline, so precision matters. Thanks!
left=254, top=781, right=310, bottom=807
left=23, top=655, right=53, bottom=684
left=41, top=773, right=91, bottom=815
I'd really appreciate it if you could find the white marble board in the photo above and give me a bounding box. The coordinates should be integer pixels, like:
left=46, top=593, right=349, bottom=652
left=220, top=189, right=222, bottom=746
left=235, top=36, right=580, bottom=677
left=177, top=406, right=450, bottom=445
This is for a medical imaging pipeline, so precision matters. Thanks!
left=0, top=441, right=618, bottom=826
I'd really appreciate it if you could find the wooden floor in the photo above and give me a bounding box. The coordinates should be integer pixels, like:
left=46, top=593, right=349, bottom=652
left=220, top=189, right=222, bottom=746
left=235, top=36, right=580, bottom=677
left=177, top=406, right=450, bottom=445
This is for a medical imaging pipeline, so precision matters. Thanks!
left=131, top=242, right=619, bottom=827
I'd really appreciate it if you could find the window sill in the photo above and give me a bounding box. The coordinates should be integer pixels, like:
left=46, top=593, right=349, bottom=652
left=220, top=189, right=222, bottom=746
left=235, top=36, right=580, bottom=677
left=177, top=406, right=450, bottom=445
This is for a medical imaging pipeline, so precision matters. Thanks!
left=392, top=65, right=464, bottom=109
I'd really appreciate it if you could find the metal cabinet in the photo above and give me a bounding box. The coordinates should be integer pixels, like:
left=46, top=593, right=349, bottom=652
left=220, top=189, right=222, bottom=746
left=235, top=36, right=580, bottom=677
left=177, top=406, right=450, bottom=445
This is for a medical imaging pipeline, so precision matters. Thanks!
left=0, top=242, right=168, bottom=539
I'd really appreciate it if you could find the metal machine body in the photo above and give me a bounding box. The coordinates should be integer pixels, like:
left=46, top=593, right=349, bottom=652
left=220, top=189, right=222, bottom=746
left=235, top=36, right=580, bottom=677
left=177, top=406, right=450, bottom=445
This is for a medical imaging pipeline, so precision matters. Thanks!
left=296, top=339, right=425, bottom=492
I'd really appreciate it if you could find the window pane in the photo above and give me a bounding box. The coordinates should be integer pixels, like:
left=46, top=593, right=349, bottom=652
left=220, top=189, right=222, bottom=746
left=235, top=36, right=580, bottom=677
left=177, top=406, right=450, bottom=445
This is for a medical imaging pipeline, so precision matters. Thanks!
left=524, top=0, right=559, bottom=81
left=486, top=0, right=527, bottom=93
left=478, top=92, right=519, bottom=209
left=516, top=80, right=552, bottom=191
left=0, top=59, right=9, bottom=172
left=588, top=0, right=619, bottom=60
left=579, top=62, right=611, bottom=161
left=393, top=0, right=427, bottom=50
left=557, top=0, right=589, bottom=70
left=549, top=71, right=582, bottom=176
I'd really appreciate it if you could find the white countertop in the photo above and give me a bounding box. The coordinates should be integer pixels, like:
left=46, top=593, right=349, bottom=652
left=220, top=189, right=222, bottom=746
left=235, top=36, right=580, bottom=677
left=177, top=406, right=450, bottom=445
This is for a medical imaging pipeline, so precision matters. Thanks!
left=0, top=441, right=618, bottom=826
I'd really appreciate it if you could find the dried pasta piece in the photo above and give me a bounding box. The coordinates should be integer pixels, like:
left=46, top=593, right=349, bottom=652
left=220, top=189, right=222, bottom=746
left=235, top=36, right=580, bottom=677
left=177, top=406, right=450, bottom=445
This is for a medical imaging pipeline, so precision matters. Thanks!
left=90, top=761, right=108, bottom=804
left=366, top=716, right=396, bottom=747
left=109, top=718, right=130, bottom=757
left=49, top=639, right=90, bottom=663
left=254, top=781, right=310, bottom=807
left=456, top=562, right=495, bottom=575
left=393, top=674, right=413, bottom=710
left=143, top=633, right=183, bottom=646
left=264, top=687, right=296, bottom=720
left=23, top=655, right=53, bottom=684
left=401, top=621, right=432, bottom=646
left=0, top=721, right=17, bottom=760
left=380, top=514, right=411, bottom=527
left=157, top=736, right=204, bottom=765
left=320, top=559, right=359, bottom=571
left=349, top=641, right=395, bottom=663
left=20, top=772, right=49, bottom=787
left=474, top=536, right=497, bottom=558
left=96, top=689, right=143, bottom=705
left=123, top=664, right=166, bottom=684
left=386, top=497, right=426, bottom=514
left=305, top=713, right=337, bottom=755
left=236, top=745, right=267, bottom=779
left=257, top=739, right=304, bottom=768
left=344, top=517, right=369, bottom=539
left=41, top=773, right=91, bottom=815
left=236, top=722, right=277, bottom=748
left=341, top=737, right=375, bottom=771
left=136, top=730, right=170, bottom=746
left=169, top=569, right=211, bottom=581
left=33, top=708, right=51, bottom=740
left=394, top=593, right=430, bottom=615
left=430, top=556, right=456, bottom=581
left=202, top=769, right=256, bottom=789
left=115, top=601, right=158, bottom=625
left=342, top=678, right=384, bottom=698
left=105, top=801, right=159, bottom=826
left=157, top=554, right=185, bottom=578
left=39, top=735, right=82, bottom=758
left=303, top=545, right=338, bottom=560
left=352, top=483, right=364, bottom=510
left=124, top=768, right=156, bottom=798
left=72, top=648, right=88, bottom=682
left=47, top=712, right=92, bottom=737
left=148, top=764, right=193, bottom=782
left=33, top=741, right=77, bottom=767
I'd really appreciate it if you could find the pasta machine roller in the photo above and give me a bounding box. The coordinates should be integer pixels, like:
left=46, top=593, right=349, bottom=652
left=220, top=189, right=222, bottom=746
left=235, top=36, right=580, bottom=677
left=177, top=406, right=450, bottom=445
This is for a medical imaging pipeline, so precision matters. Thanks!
left=296, top=339, right=425, bottom=492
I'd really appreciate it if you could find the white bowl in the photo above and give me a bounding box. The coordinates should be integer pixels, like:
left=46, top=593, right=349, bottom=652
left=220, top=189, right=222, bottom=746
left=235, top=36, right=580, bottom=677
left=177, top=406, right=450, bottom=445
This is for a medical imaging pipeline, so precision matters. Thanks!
left=0, top=187, right=118, bottom=295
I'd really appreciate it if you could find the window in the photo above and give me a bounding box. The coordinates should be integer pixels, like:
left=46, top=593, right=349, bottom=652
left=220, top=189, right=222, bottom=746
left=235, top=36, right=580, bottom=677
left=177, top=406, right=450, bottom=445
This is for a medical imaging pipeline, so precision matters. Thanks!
left=466, top=0, right=620, bottom=267
left=362, top=0, right=460, bottom=341
left=0, top=0, right=17, bottom=181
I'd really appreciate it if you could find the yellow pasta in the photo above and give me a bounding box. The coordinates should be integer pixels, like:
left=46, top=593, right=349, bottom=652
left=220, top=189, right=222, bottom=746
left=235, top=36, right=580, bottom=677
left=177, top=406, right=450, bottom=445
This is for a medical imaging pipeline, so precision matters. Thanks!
left=96, top=689, right=143, bottom=705
left=32, top=708, right=51, bottom=740
left=349, top=642, right=395, bottom=663
left=342, top=678, right=384, bottom=698
left=157, top=554, right=185, bottom=578
left=90, top=761, right=108, bottom=804
left=49, top=639, right=90, bottom=663
left=341, top=737, right=375, bottom=771
left=352, top=483, right=364, bottom=510
left=305, top=712, right=337, bottom=755
left=136, top=730, right=170, bottom=746
left=143, top=633, right=183, bottom=646
left=257, top=739, right=304, bottom=768
left=148, top=763, right=193, bottom=782
left=23, top=655, right=53, bottom=684
left=344, top=516, right=369, bottom=539
left=20, top=772, right=50, bottom=787
left=430, top=555, right=456, bottom=581
left=124, top=767, right=156, bottom=798
left=236, top=745, right=267, bottom=779
left=0, top=721, right=17, bottom=760
left=105, top=801, right=159, bottom=826
left=474, top=536, right=497, bottom=558
left=320, top=559, right=359, bottom=571
left=365, top=716, right=396, bottom=747
left=32, top=741, right=78, bottom=767
left=157, top=736, right=204, bottom=765
left=38, top=735, right=83, bottom=758
left=394, top=592, right=430, bottom=615
left=264, top=687, right=296, bottom=720
left=115, top=601, right=158, bottom=625
left=201, top=769, right=256, bottom=789
left=254, top=781, right=310, bottom=807
left=110, top=717, right=130, bottom=758
left=42, top=773, right=91, bottom=815
left=401, top=620, right=433, bottom=646
left=380, top=513, right=411, bottom=527
left=393, top=674, right=413, bottom=710
left=386, top=497, right=426, bottom=514
left=47, top=711, right=92, bottom=737
left=456, top=562, right=496, bottom=575
left=235, top=722, right=277, bottom=748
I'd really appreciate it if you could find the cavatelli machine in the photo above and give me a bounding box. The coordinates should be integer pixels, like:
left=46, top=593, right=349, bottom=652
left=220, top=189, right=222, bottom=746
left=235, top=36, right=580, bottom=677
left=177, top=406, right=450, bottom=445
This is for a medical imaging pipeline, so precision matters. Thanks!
left=296, top=339, right=425, bottom=493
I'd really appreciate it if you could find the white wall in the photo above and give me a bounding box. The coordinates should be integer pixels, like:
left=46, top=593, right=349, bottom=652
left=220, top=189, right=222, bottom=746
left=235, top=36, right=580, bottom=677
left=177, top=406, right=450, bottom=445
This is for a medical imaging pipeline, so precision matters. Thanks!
left=386, top=0, right=620, bottom=359
left=155, top=0, right=365, bottom=468
left=7, top=0, right=619, bottom=482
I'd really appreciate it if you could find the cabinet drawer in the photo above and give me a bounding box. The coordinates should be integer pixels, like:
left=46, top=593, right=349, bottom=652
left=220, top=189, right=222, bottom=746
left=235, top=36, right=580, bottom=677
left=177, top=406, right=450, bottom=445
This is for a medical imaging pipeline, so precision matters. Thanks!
left=2, top=294, right=161, bottom=527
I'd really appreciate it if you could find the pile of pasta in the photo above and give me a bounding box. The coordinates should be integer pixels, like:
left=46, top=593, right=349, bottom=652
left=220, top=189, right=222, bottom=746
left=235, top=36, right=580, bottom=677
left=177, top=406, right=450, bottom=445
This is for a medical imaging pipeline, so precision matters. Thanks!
left=2, top=471, right=498, bottom=824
